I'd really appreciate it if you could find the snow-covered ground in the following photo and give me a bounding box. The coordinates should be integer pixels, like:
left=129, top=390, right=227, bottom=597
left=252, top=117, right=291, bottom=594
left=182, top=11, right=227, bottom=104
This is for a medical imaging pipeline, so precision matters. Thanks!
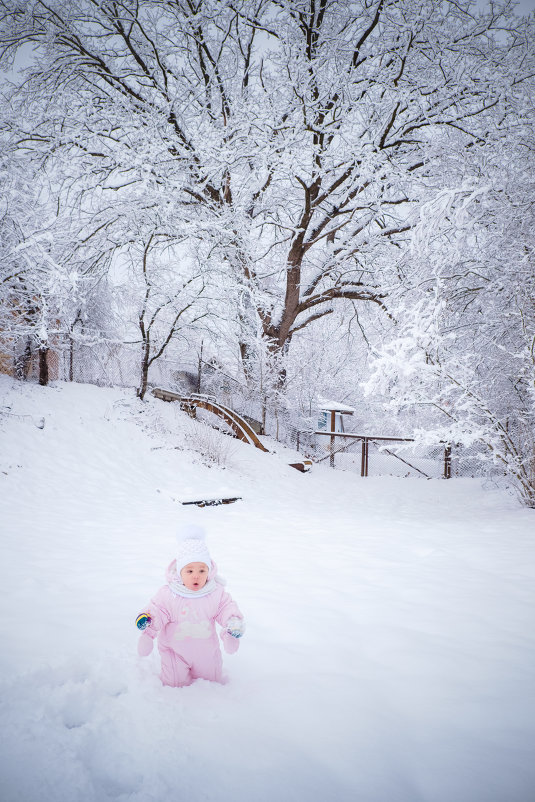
left=1, top=376, right=534, bottom=802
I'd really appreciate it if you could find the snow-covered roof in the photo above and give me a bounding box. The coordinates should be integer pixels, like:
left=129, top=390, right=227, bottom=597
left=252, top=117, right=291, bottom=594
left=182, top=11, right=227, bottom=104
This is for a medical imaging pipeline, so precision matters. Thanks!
left=317, top=399, right=355, bottom=413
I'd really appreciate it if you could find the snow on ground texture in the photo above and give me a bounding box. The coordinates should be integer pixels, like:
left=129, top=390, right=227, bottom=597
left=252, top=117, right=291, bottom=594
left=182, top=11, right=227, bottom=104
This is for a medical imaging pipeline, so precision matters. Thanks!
left=0, top=377, right=534, bottom=802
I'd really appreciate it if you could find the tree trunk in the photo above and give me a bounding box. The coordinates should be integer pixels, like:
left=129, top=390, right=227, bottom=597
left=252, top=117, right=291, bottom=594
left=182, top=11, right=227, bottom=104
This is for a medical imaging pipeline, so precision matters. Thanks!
left=137, top=340, right=150, bottom=400
left=38, top=345, right=49, bottom=386
left=14, top=339, right=32, bottom=381
left=239, top=340, right=258, bottom=382
left=69, top=335, right=75, bottom=381
left=265, top=332, right=292, bottom=391
left=196, top=340, right=203, bottom=394
left=137, top=361, right=149, bottom=400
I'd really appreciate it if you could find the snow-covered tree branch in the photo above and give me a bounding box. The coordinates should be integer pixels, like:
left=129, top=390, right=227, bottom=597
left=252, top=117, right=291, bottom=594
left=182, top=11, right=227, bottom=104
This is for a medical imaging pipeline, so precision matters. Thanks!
left=365, top=119, right=535, bottom=506
left=1, top=0, right=532, bottom=382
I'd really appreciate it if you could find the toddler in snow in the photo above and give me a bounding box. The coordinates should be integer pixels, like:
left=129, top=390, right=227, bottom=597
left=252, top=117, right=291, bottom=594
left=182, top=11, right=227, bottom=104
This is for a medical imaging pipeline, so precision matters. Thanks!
left=136, top=523, right=245, bottom=687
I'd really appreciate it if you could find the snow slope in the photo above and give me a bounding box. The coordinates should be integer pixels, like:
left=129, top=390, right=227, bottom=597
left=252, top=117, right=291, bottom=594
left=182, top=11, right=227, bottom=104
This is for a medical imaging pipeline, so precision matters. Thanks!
left=1, top=377, right=534, bottom=802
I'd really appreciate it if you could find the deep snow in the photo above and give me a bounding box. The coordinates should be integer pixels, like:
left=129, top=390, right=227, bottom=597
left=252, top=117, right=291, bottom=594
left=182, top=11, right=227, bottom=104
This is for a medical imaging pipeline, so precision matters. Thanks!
left=0, top=377, right=534, bottom=802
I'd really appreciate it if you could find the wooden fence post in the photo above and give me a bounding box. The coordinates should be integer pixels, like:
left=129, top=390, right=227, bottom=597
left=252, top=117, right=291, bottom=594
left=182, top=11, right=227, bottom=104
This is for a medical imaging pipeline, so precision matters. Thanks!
left=444, top=445, right=452, bottom=479
left=361, top=438, right=369, bottom=477
left=330, top=410, right=336, bottom=468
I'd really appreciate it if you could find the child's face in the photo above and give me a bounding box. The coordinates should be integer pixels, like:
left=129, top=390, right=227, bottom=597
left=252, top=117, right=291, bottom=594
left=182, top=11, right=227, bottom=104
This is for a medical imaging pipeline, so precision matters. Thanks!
left=180, top=562, right=209, bottom=591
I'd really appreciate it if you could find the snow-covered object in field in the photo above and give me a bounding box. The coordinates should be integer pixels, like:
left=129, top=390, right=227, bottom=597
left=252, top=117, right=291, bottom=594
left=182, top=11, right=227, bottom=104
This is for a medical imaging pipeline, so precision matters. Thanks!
left=317, top=398, right=354, bottom=433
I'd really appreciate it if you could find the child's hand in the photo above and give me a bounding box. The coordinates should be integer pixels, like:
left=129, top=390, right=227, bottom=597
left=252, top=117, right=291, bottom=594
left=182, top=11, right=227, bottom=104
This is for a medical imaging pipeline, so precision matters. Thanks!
left=226, top=616, right=245, bottom=639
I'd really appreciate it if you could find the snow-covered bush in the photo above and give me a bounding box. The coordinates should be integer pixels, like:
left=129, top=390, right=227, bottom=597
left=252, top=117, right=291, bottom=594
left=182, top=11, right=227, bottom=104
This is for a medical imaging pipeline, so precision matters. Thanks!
left=183, top=416, right=238, bottom=469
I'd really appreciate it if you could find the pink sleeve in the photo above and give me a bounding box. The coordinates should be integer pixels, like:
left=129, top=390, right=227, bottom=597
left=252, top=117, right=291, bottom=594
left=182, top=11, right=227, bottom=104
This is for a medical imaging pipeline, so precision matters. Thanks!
left=215, top=589, right=243, bottom=629
left=137, top=587, right=171, bottom=638
left=215, top=589, right=244, bottom=653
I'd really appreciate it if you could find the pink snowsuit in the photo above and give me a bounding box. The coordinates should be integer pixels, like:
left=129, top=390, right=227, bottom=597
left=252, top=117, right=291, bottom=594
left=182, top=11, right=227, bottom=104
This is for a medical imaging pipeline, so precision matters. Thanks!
left=137, top=561, right=243, bottom=687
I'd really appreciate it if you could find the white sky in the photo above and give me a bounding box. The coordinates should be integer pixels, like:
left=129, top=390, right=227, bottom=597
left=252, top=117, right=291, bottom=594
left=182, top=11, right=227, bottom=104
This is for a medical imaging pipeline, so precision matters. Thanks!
left=510, top=0, right=534, bottom=12
left=1, top=2, right=533, bottom=88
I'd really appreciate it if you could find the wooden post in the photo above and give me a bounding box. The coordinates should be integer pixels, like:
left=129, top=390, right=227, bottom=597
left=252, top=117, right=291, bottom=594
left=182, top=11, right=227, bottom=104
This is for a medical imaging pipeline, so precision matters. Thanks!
left=361, top=438, right=369, bottom=477
left=330, top=410, right=336, bottom=467
left=444, top=445, right=452, bottom=479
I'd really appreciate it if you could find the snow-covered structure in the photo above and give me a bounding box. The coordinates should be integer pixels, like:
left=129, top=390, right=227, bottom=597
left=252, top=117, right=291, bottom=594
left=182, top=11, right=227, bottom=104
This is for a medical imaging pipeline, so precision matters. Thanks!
left=316, top=399, right=355, bottom=433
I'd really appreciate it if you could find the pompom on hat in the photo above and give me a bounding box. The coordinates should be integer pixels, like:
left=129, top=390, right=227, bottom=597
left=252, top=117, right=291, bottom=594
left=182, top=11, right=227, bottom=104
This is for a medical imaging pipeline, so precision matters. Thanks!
left=175, top=523, right=212, bottom=576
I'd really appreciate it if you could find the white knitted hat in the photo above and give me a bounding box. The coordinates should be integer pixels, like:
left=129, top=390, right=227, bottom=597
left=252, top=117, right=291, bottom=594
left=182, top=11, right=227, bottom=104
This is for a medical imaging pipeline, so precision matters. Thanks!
left=175, top=523, right=212, bottom=575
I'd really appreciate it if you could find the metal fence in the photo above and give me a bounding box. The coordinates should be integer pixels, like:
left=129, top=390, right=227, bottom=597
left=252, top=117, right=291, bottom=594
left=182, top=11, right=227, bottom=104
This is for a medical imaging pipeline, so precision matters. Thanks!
left=296, top=430, right=489, bottom=479
left=2, top=336, right=492, bottom=479
left=2, top=335, right=289, bottom=434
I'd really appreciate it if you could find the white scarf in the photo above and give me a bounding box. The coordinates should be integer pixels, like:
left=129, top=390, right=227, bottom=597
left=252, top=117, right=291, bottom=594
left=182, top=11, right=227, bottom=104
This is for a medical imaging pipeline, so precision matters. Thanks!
left=168, top=577, right=218, bottom=598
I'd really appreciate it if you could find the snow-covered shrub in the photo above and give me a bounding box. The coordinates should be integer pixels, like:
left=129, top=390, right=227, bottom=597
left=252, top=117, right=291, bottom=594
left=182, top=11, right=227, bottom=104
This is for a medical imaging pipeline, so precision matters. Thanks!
left=183, top=416, right=238, bottom=469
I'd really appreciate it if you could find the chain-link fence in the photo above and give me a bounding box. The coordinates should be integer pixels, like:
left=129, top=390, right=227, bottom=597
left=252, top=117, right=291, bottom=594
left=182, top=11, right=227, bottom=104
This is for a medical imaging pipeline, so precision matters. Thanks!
left=1, top=336, right=495, bottom=479
left=295, top=430, right=493, bottom=479
left=2, top=335, right=284, bottom=429
left=4, top=337, right=199, bottom=392
left=67, top=341, right=140, bottom=387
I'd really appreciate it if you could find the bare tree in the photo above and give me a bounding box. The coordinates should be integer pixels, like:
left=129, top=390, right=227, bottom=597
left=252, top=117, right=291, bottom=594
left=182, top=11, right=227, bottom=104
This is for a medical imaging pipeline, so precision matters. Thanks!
left=130, top=232, right=207, bottom=399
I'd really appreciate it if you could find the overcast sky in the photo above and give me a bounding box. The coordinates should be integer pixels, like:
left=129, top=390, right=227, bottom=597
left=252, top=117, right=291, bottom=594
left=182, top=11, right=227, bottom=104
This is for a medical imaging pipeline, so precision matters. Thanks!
left=513, top=0, right=534, bottom=12
left=481, top=0, right=534, bottom=12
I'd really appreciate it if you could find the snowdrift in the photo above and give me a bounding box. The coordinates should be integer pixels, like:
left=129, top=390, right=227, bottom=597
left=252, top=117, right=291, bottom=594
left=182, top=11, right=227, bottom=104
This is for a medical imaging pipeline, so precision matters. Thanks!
left=1, top=377, right=534, bottom=802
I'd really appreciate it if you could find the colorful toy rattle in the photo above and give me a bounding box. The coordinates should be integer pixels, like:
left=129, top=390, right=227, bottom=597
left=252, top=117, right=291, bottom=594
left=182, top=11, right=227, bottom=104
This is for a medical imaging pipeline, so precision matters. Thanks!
left=136, top=613, right=152, bottom=630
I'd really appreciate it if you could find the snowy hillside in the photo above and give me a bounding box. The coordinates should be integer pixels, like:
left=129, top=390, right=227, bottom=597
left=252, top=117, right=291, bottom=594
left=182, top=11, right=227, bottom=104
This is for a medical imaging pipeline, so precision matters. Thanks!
left=1, top=377, right=534, bottom=802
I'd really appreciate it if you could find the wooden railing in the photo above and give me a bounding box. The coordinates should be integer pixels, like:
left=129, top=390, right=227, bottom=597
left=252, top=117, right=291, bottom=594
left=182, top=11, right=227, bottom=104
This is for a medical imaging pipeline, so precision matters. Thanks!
left=299, top=431, right=451, bottom=478
left=152, top=388, right=269, bottom=452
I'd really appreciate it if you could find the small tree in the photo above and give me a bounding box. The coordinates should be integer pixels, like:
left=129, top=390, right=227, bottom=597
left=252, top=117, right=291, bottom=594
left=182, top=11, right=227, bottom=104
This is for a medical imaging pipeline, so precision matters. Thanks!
left=123, top=233, right=208, bottom=400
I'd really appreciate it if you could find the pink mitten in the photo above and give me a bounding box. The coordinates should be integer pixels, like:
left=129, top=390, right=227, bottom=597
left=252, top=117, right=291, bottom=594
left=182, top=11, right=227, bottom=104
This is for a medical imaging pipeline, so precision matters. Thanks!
left=138, top=632, right=154, bottom=656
